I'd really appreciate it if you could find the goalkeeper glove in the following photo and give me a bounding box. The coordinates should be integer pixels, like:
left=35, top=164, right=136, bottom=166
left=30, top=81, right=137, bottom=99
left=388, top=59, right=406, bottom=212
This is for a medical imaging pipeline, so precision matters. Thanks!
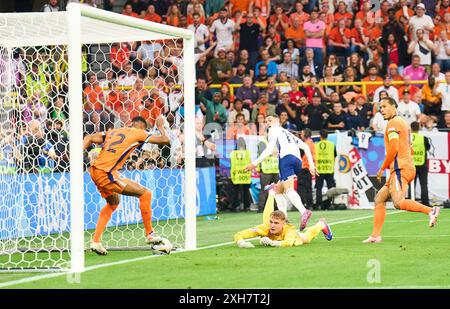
left=237, top=239, right=255, bottom=248
left=260, top=237, right=281, bottom=247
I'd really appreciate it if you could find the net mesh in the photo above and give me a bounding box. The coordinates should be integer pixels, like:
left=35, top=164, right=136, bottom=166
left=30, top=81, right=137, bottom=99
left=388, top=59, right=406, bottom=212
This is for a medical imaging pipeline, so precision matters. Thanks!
left=0, top=31, right=186, bottom=269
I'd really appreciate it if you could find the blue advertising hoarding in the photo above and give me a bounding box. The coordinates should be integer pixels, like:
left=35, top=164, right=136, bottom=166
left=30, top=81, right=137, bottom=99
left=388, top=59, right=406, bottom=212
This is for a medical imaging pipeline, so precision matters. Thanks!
left=0, top=167, right=216, bottom=239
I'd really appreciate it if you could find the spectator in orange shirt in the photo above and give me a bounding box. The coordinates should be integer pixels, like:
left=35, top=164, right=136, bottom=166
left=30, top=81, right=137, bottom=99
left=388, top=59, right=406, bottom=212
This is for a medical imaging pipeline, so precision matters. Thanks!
left=83, top=73, right=105, bottom=113
left=253, top=0, right=271, bottom=18
left=187, top=3, right=206, bottom=25
left=289, top=1, right=310, bottom=26
left=226, top=113, right=252, bottom=140
left=374, top=1, right=390, bottom=28
left=361, top=63, right=383, bottom=99
left=140, top=91, right=164, bottom=127
left=328, top=18, right=351, bottom=60
left=122, top=3, right=139, bottom=18
left=284, top=18, right=305, bottom=48
left=253, top=6, right=268, bottom=29
left=356, top=0, right=376, bottom=28
left=333, top=1, right=353, bottom=27
left=320, top=2, right=334, bottom=27
left=387, top=63, right=404, bottom=87
left=267, top=24, right=281, bottom=45
left=396, top=0, right=414, bottom=21
left=434, top=12, right=450, bottom=39
left=436, top=0, right=450, bottom=19
left=110, top=42, right=130, bottom=73
left=398, top=75, right=420, bottom=100
left=166, top=4, right=181, bottom=27
left=228, top=0, right=252, bottom=16
left=350, top=19, right=370, bottom=56
left=269, top=5, right=290, bottom=34
left=106, top=81, right=125, bottom=113
left=127, top=78, right=148, bottom=109
left=141, top=4, right=162, bottom=23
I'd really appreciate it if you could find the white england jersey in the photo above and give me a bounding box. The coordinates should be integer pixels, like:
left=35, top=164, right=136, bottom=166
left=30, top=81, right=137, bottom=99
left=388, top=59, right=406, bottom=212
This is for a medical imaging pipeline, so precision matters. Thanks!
left=252, top=126, right=315, bottom=168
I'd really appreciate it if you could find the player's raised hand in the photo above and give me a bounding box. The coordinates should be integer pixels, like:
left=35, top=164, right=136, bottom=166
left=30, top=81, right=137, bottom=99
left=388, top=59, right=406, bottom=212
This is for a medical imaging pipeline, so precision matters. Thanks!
left=244, top=163, right=256, bottom=172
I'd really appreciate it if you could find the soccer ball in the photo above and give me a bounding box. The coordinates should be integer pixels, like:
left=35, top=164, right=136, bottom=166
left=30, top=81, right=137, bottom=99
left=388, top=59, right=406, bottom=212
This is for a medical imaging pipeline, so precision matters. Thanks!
left=151, top=238, right=173, bottom=255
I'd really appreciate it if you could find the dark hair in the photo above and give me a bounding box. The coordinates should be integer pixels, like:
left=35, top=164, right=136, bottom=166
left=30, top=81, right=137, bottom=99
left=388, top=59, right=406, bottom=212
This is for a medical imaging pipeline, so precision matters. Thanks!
left=381, top=96, right=398, bottom=108
left=411, top=121, right=420, bottom=132
left=235, top=113, right=245, bottom=121
left=303, top=128, right=312, bottom=139
left=320, top=129, right=328, bottom=139
left=131, top=116, right=148, bottom=129
left=192, top=12, right=200, bottom=18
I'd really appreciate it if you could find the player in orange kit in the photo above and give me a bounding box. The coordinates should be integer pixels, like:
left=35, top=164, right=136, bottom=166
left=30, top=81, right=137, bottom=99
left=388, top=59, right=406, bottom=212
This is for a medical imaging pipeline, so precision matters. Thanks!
left=363, top=97, right=441, bottom=243
left=83, top=115, right=170, bottom=255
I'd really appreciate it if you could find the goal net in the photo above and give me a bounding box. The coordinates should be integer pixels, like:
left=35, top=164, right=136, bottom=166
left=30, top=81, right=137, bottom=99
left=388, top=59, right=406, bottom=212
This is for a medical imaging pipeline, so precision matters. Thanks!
left=0, top=4, right=196, bottom=272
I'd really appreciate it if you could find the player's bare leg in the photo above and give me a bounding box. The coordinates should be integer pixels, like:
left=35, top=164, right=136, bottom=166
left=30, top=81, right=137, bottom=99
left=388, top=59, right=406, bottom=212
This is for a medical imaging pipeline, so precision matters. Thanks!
left=273, top=181, right=289, bottom=217
left=363, top=186, right=390, bottom=243
left=121, top=180, right=162, bottom=244
left=390, top=189, right=439, bottom=228
left=282, top=176, right=312, bottom=230
left=91, top=194, right=120, bottom=255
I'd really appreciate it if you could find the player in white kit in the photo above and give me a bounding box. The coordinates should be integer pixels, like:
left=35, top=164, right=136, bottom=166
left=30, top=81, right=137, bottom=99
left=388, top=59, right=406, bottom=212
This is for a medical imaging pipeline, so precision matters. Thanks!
left=245, top=115, right=318, bottom=230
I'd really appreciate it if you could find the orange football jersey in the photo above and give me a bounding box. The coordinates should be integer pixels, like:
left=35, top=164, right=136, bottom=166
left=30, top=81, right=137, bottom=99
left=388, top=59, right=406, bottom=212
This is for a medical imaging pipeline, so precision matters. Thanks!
left=92, top=127, right=150, bottom=173
left=384, top=116, right=414, bottom=173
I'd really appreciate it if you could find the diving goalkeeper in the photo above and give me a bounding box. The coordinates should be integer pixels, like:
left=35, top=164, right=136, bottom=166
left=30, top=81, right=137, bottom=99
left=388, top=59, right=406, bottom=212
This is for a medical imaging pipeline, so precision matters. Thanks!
left=234, top=192, right=333, bottom=248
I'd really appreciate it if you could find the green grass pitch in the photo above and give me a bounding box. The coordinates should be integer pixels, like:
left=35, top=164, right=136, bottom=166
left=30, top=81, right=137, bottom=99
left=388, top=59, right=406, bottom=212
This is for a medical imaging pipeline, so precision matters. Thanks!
left=1, top=209, right=450, bottom=288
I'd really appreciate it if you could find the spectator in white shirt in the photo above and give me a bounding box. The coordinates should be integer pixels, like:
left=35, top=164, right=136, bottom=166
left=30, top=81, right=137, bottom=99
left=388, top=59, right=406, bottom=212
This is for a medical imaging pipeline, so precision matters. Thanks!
left=371, top=111, right=388, bottom=135
left=432, top=70, right=450, bottom=112
left=188, top=12, right=210, bottom=52
left=397, top=90, right=422, bottom=125
left=374, top=77, right=399, bottom=103
left=117, top=63, right=137, bottom=87
left=409, top=3, right=435, bottom=40
left=277, top=52, right=299, bottom=80
left=431, top=63, right=445, bottom=82
left=408, top=28, right=434, bottom=68
left=209, top=8, right=235, bottom=56
left=432, top=34, right=450, bottom=77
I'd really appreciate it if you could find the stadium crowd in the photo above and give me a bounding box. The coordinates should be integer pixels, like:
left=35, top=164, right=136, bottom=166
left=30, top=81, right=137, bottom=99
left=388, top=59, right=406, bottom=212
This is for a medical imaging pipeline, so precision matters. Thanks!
left=3, top=0, right=450, bottom=210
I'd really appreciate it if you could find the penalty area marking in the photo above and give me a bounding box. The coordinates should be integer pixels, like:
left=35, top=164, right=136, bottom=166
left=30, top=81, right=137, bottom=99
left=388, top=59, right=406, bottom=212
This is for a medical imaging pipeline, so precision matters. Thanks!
left=0, top=210, right=404, bottom=288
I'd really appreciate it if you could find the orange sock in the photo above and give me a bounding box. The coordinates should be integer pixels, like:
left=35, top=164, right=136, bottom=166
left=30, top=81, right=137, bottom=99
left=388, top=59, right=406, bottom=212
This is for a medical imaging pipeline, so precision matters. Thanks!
left=139, top=191, right=153, bottom=236
left=372, top=203, right=386, bottom=237
left=93, top=204, right=118, bottom=242
left=399, top=199, right=432, bottom=215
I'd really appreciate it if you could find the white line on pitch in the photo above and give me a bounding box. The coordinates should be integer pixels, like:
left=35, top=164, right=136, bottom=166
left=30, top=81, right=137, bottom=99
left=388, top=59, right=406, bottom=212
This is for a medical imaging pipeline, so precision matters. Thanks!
left=335, top=234, right=450, bottom=239
left=0, top=210, right=404, bottom=288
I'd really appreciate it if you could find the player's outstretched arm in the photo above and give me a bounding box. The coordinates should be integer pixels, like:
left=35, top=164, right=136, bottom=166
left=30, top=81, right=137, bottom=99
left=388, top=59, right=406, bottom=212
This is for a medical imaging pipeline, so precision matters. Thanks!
left=83, top=132, right=105, bottom=151
left=233, top=227, right=262, bottom=248
left=148, top=115, right=170, bottom=145
left=245, top=139, right=276, bottom=172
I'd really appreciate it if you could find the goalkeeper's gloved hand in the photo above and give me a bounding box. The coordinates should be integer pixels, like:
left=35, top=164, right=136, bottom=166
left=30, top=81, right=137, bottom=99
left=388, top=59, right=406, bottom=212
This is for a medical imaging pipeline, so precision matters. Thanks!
left=237, top=239, right=255, bottom=248
left=260, top=237, right=281, bottom=247
left=260, top=237, right=273, bottom=246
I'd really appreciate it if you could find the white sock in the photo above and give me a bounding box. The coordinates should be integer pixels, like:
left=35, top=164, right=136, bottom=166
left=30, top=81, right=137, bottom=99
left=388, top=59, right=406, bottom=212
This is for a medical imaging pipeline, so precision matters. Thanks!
left=285, top=189, right=307, bottom=215
left=275, top=194, right=288, bottom=217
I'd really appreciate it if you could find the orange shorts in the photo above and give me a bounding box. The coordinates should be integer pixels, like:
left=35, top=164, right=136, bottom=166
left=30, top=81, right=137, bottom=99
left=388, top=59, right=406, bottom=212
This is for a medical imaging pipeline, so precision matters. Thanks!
left=89, top=167, right=130, bottom=198
left=385, top=168, right=416, bottom=194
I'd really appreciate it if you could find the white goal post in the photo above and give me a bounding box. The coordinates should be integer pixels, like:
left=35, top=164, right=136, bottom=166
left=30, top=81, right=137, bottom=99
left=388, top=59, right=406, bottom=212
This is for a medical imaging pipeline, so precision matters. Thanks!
left=0, top=3, right=196, bottom=272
